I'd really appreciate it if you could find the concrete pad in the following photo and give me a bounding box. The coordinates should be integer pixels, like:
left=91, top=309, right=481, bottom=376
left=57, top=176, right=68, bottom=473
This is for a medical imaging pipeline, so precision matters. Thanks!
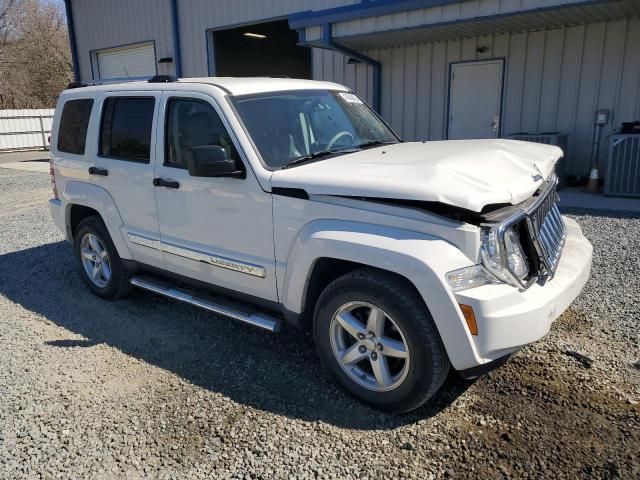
left=559, top=188, right=640, bottom=213
left=0, top=150, right=50, bottom=164
left=0, top=161, right=49, bottom=173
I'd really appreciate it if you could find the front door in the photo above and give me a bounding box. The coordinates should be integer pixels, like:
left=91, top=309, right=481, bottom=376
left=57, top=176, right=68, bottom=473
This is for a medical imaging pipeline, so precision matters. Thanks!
left=153, top=92, right=277, bottom=302
left=448, top=59, right=504, bottom=140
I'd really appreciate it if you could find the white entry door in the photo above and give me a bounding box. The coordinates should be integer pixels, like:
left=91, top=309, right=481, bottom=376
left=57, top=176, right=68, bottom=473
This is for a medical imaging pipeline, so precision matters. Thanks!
left=448, top=60, right=503, bottom=140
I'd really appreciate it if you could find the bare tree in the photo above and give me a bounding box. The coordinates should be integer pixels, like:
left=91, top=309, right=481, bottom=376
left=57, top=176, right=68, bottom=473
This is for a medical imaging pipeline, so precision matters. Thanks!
left=0, top=0, right=72, bottom=109
left=0, top=0, right=16, bottom=45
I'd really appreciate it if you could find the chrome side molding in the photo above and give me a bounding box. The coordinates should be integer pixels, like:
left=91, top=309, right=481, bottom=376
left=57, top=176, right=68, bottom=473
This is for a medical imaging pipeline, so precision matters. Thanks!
left=161, top=242, right=266, bottom=278
left=126, top=232, right=266, bottom=278
left=127, top=233, right=162, bottom=251
left=130, top=275, right=281, bottom=333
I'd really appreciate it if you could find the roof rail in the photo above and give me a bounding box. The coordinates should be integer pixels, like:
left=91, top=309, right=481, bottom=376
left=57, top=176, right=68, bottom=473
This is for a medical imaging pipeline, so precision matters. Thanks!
left=65, top=75, right=179, bottom=90
left=148, top=74, right=177, bottom=83
left=178, top=78, right=232, bottom=95
left=66, top=76, right=153, bottom=88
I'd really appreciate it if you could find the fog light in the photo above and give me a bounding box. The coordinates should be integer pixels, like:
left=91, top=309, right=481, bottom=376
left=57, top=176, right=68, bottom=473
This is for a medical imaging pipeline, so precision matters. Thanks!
left=459, top=304, right=478, bottom=336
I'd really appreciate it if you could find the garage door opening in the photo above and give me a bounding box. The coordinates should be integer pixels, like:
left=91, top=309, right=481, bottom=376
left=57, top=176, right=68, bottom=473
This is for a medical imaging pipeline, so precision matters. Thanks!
left=212, top=20, right=311, bottom=79
left=91, top=42, right=157, bottom=80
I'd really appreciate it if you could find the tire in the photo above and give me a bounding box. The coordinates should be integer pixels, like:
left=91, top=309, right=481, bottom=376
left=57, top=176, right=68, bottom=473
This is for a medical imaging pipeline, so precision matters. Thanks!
left=313, top=268, right=450, bottom=413
left=74, top=216, right=132, bottom=300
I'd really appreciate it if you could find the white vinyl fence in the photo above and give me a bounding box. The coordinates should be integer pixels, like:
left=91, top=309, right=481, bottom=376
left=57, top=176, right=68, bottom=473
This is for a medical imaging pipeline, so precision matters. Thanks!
left=0, top=109, right=54, bottom=151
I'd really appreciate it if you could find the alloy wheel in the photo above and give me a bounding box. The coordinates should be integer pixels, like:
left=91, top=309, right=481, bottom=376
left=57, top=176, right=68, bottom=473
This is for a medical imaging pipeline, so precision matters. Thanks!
left=80, top=233, right=111, bottom=288
left=329, top=301, right=410, bottom=392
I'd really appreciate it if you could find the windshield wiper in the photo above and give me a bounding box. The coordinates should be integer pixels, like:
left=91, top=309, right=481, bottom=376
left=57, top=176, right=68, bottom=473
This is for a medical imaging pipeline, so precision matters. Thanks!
left=352, top=140, right=397, bottom=150
left=281, top=148, right=351, bottom=169
left=280, top=140, right=397, bottom=169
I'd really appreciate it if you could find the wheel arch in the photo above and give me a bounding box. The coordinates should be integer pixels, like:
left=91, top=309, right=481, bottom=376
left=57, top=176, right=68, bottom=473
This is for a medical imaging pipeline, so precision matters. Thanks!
left=62, top=181, right=132, bottom=260
left=69, top=204, right=100, bottom=238
left=298, top=258, right=421, bottom=333
left=281, top=220, right=483, bottom=370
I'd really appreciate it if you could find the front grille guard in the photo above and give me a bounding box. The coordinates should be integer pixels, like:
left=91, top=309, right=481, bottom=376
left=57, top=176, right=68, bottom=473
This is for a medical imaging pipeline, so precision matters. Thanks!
left=526, top=192, right=567, bottom=278
left=492, top=175, right=566, bottom=289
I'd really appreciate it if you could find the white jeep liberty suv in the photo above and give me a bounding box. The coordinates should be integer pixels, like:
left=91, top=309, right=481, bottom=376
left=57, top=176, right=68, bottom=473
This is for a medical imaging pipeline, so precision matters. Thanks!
left=49, top=76, right=592, bottom=412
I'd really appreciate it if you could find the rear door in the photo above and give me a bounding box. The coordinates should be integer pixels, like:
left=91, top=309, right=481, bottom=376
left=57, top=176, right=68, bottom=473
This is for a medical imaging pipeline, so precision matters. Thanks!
left=91, top=92, right=164, bottom=269
left=152, top=91, right=277, bottom=301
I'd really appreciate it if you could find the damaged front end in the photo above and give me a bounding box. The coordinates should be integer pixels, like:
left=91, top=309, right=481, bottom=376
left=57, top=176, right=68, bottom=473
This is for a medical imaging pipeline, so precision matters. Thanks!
left=463, top=175, right=566, bottom=290
left=361, top=175, right=566, bottom=291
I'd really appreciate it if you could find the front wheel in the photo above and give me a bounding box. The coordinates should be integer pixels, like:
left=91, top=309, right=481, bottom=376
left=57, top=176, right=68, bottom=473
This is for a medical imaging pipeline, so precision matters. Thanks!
left=313, top=268, right=450, bottom=413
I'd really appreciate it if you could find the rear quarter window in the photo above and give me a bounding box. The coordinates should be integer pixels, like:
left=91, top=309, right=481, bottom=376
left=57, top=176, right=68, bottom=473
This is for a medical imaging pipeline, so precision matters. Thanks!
left=57, top=99, right=94, bottom=155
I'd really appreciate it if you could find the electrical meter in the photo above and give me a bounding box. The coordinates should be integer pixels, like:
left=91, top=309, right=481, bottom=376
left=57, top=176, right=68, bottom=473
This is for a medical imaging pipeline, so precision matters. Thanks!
left=595, top=109, right=610, bottom=125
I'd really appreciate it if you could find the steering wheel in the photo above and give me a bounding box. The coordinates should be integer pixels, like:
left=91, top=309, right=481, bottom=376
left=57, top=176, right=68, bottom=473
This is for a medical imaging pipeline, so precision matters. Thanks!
left=326, top=131, right=355, bottom=151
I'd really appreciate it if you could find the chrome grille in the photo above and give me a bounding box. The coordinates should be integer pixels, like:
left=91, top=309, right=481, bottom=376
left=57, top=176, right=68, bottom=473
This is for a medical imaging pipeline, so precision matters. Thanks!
left=526, top=183, right=566, bottom=276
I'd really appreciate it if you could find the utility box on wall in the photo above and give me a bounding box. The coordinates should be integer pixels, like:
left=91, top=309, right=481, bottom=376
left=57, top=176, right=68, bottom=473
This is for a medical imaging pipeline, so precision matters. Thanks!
left=604, top=134, right=640, bottom=197
left=505, top=133, right=569, bottom=187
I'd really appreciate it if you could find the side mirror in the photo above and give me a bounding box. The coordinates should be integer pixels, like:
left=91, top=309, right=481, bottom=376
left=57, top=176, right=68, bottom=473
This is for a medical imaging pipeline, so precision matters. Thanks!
left=186, top=145, right=244, bottom=178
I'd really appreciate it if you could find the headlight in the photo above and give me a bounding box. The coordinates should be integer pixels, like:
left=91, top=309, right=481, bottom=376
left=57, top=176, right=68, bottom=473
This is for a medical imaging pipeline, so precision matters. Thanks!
left=446, top=225, right=530, bottom=293
left=503, top=228, right=529, bottom=279
left=480, top=228, right=506, bottom=280
left=480, top=226, right=529, bottom=285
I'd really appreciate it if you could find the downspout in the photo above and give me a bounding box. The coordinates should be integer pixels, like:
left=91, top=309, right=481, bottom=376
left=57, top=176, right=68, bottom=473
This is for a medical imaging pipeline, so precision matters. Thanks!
left=321, top=23, right=381, bottom=113
left=170, top=0, right=183, bottom=77
left=63, top=0, right=80, bottom=81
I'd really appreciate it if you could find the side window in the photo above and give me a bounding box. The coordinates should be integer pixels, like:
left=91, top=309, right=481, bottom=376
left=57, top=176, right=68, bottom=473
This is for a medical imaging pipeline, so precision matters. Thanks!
left=99, top=97, right=155, bottom=162
left=57, top=99, right=93, bottom=154
left=165, top=98, right=239, bottom=169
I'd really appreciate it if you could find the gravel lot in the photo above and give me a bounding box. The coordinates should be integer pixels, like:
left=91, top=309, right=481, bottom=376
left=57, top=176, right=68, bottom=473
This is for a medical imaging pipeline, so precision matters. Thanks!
left=0, top=167, right=638, bottom=479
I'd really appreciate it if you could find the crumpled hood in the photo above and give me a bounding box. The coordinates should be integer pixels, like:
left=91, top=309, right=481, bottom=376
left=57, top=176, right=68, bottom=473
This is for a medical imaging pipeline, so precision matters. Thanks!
left=270, top=139, right=562, bottom=212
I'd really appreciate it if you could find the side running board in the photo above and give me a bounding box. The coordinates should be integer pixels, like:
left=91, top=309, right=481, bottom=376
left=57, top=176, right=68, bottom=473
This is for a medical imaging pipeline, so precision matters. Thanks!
left=130, top=275, right=281, bottom=333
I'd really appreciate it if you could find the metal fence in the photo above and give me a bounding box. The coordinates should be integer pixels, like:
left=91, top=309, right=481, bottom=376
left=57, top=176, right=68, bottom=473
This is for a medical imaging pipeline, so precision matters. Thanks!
left=0, top=109, right=55, bottom=152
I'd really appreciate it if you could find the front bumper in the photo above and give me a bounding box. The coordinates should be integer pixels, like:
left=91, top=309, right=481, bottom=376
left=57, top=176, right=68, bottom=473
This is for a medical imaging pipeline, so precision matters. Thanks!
left=458, top=350, right=520, bottom=379
left=454, top=217, right=592, bottom=364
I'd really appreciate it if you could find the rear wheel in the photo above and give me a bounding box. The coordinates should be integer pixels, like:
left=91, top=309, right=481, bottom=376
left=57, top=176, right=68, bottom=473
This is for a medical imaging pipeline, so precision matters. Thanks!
left=74, top=216, right=131, bottom=299
left=313, top=268, right=450, bottom=412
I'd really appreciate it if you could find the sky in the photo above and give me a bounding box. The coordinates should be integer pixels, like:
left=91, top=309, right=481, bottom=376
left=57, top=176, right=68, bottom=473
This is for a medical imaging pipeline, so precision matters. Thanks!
left=50, top=0, right=67, bottom=19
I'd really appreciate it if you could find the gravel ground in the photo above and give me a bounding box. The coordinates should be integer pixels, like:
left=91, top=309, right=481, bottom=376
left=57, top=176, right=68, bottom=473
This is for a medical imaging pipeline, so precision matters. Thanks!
left=0, top=168, right=638, bottom=479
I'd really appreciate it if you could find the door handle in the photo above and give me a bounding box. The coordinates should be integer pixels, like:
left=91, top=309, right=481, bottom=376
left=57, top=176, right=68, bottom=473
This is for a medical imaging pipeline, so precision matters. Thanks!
left=88, top=166, right=108, bottom=176
left=153, top=178, right=180, bottom=189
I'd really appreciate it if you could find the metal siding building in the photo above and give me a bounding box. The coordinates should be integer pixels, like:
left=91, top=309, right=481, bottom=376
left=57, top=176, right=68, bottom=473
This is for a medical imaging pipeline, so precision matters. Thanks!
left=176, top=0, right=360, bottom=77
left=66, top=0, right=640, bottom=177
left=71, top=0, right=175, bottom=80
left=315, top=17, right=640, bottom=175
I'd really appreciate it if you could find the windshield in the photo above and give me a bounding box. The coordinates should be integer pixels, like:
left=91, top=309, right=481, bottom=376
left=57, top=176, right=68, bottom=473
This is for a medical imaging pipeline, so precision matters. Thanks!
left=231, top=90, right=398, bottom=169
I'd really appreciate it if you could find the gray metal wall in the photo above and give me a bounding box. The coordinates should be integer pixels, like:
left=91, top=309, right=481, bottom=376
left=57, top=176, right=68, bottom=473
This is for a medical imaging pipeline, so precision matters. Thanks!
left=314, top=17, right=640, bottom=176
left=71, top=0, right=175, bottom=80
left=71, top=0, right=358, bottom=80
